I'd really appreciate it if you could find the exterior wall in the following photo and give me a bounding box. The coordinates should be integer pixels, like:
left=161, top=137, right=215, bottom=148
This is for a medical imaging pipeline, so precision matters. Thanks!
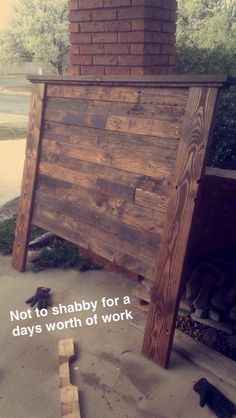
left=188, top=168, right=236, bottom=260
left=68, top=0, right=177, bottom=75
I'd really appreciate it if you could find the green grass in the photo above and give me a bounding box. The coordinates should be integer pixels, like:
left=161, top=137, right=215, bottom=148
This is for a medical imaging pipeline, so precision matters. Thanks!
left=0, top=124, right=27, bottom=140
left=0, top=215, right=45, bottom=255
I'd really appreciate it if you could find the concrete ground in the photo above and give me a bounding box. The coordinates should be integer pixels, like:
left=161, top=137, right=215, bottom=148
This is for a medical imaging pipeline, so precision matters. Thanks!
left=0, top=255, right=235, bottom=418
left=0, top=138, right=26, bottom=206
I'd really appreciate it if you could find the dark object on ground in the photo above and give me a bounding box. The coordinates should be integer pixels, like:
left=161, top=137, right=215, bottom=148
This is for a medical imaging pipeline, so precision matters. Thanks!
left=193, top=377, right=236, bottom=417
left=25, top=287, right=52, bottom=310
left=28, top=232, right=59, bottom=249
left=78, top=259, right=101, bottom=272
left=140, top=299, right=149, bottom=305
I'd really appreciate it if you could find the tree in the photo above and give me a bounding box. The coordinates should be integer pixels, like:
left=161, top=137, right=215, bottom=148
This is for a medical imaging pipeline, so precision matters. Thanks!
left=0, top=0, right=69, bottom=74
left=176, top=0, right=236, bottom=73
left=176, top=0, right=236, bottom=170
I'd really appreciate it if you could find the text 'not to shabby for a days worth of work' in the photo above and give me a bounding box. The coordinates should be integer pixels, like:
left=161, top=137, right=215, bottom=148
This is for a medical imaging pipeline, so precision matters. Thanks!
left=9, top=296, right=134, bottom=337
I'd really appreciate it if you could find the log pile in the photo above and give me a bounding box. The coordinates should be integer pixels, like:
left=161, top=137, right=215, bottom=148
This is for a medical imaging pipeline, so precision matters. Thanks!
left=182, top=258, right=236, bottom=333
left=131, top=258, right=236, bottom=360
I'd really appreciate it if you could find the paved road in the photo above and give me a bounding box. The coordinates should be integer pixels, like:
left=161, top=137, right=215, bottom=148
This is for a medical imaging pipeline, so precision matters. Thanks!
left=0, top=75, right=29, bottom=88
left=0, top=93, right=30, bottom=116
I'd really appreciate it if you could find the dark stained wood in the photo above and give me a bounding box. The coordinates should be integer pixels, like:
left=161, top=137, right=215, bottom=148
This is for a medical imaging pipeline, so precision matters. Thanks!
left=34, top=191, right=161, bottom=249
left=11, top=83, right=45, bottom=271
left=105, top=114, right=181, bottom=139
left=44, top=109, right=181, bottom=140
left=43, top=122, right=178, bottom=165
left=46, top=97, right=186, bottom=119
left=135, top=189, right=168, bottom=214
left=142, top=87, right=219, bottom=368
left=40, top=139, right=174, bottom=179
left=32, top=203, right=156, bottom=278
left=36, top=177, right=165, bottom=235
left=47, top=84, right=141, bottom=103
left=28, top=74, right=235, bottom=88
left=12, top=75, right=231, bottom=369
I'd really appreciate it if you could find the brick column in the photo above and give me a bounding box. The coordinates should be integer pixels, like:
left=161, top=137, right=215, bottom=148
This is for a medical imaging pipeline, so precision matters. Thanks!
left=68, top=0, right=177, bottom=76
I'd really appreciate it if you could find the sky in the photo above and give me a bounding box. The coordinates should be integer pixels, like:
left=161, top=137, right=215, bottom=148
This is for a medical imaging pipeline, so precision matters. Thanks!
left=0, top=0, right=17, bottom=28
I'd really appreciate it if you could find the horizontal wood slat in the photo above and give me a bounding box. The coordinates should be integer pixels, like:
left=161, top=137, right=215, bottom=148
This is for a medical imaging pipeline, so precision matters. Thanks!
left=36, top=175, right=165, bottom=235
left=12, top=75, right=229, bottom=369
left=34, top=191, right=161, bottom=249
left=40, top=139, right=174, bottom=179
left=32, top=203, right=156, bottom=279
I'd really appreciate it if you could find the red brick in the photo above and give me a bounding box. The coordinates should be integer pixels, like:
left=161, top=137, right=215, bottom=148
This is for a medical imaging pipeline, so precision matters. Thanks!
left=118, top=31, right=144, bottom=43
left=118, top=6, right=146, bottom=19
left=118, top=55, right=144, bottom=65
left=93, top=55, right=118, bottom=65
left=104, top=0, right=130, bottom=6
left=131, top=44, right=144, bottom=54
left=169, top=55, right=176, bottom=65
left=69, top=22, right=80, bottom=33
left=105, top=20, right=131, bottom=32
left=71, top=55, right=92, bottom=65
left=69, top=66, right=80, bottom=75
left=144, top=32, right=169, bottom=43
left=152, top=8, right=170, bottom=20
left=79, top=0, right=103, bottom=9
left=80, top=22, right=104, bottom=32
left=160, top=66, right=175, bottom=74
left=161, top=44, right=176, bottom=54
left=80, top=44, right=105, bottom=54
left=70, top=45, right=80, bottom=54
left=105, top=66, right=131, bottom=75
left=169, top=34, right=176, bottom=44
left=69, top=10, right=91, bottom=22
left=162, top=22, right=176, bottom=33
left=70, top=33, right=92, bottom=44
left=162, top=0, right=177, bottom=11
left=68, top=0, right=79, bottom=11
left=81, top=66, right=105, bottom=75
left=92, top=9, right=116, bottom=21
left=92, top=32, right=117, bottom=43
left=152, top=55, right=169, bottom=65
left=105, top=44, right=131, bottom=54
left=131, top=67, right=144, bottom=75
left=144, top=66, right=162, bottom=75
left=144, top=44, right=161, bottom=54
left=131, top=19, right=145, bottom=31
left=144, top=19, right=162, bottom=31
left=132, top=0, right=162, bottom=5
left=170, top=10, right=177, bottom=22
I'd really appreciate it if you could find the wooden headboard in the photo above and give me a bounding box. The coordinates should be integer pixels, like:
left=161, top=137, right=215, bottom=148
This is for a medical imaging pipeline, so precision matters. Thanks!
left=12, top=74, right=235, bottom=368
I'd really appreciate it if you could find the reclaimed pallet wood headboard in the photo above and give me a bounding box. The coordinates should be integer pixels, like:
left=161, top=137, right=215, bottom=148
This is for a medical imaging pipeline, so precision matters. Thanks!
left=12, top=74, right=235, bottom=368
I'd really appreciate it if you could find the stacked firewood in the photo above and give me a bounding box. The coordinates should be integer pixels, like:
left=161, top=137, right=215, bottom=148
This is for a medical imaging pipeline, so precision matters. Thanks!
left=182, top=258, right=236, bottom=332
left=131, top=258, right=236, bottom=360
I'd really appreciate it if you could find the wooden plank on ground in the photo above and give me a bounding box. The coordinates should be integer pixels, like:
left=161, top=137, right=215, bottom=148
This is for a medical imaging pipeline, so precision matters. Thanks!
left=11, top=83, right=45, bottom=271
left=58, top=338, right=80, bottom=418
left=142, top=87, right=219, bottom=368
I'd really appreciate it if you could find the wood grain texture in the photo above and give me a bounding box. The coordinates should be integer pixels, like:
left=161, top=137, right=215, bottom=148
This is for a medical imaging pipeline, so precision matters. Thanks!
left=58, top=339, right=80, bottom=418
left=34, top=191, right=161, bottom=249
left=11, top=83, right=45, bottom=271
left=40, top=139, right=174, bottom=179
left=142, top=87, right=219, bottom=368
left=27, top=74, right=234, bottom=87
left=35, top=177, right=164, bottom=235
left=32, top=203, right=156, bottom=278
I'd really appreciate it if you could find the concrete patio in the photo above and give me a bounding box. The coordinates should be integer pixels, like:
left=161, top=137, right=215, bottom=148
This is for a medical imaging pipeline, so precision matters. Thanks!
left=0, top=254, right=235, bottom=418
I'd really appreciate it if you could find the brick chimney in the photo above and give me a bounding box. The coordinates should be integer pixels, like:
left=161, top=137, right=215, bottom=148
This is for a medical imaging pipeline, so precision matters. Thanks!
left=68, top=0, right=177, bottom=76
